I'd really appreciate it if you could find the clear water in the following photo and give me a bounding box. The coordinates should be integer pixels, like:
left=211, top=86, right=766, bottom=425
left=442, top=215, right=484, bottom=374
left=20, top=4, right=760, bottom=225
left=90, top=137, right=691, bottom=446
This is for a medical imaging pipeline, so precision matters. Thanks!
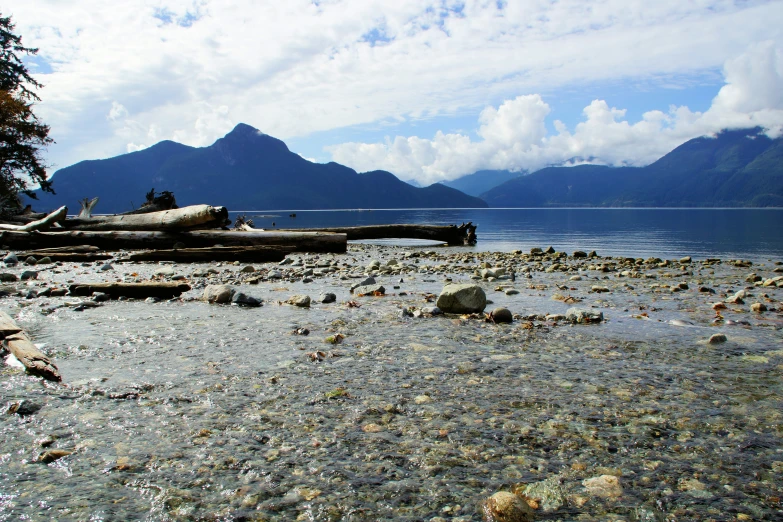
left=1, top=219, right=782, bottom=521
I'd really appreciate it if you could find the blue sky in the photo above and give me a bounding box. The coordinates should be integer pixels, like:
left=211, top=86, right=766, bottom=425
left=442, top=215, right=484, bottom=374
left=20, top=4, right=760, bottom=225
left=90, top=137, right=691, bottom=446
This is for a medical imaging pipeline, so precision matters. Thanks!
left=12, top=0, right=783, bottom=185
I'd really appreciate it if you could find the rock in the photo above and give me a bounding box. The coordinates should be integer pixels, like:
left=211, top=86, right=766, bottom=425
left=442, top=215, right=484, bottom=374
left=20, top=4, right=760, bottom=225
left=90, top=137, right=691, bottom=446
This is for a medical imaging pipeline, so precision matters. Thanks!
left=725, top=294, right=744, bottom=304
left=489, top=307, right=513, bottom=323
left=39, top=449, right=72, bottom=464
left=520, top=475, right=567, bottom=512
left=572, top=251, right=587, bottom=258
left=240, top=265, right=256, bottom=273
left=566, top=308, right=603, bottom=324
left=353, top=284, right=385, bottom=296
left=231, top=292, right=262, bottom=307
left=24, top=256, right=37, bottom=266
left=544, top=246, right=556, bottom=254
left=530, top=247, right=543, bottom=255
left=505, top=289, right=520, bottom=296
left=92, top=292, right=110, bottom=302
left=751, top=302, right=767, bottom=313
left=3, top=253, right=18, bottom=266
left=350, top=276, right=376, bottom=292
left=6, top=400, right=43, bottom=416
left=399, top=308, right=414, bottom=318
left=680, top=256, right=692, bottom=263
left=569, top=275, right=582, bottom=281
left=421, top=306, right=442, bottom=315
left=100, top=263, right=113, bottom=271
left=0, top=273, right=18, bottom=282
left=38, top=256, right=52, bottom=264
left=582, top=475, right=622, bottom=499
left=20, top=271, right=38, bottom=281
left=480, top=491, right=534, bottom=522
left=267, top=270, right=283, bottom=279
left=203, top=284, right=234, bottom=304
left=591, top=285, right=610, bottom=293
left=154, top=266, right=175, bottom=277
left=319, top=292, right=337, bottom=304
left=287, top=295, right=311, bottom=307
left=709, top=333, right=728, bottom=344
left=436, top=284, right=487, bottom=314
left=172, top=242, right=186, bottom=249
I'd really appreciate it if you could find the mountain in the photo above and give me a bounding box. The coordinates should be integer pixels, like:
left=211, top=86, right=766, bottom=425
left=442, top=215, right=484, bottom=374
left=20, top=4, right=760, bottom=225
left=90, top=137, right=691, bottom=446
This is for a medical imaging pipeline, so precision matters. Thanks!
left=31, top=124, right=487, bottom=212
left=441, top=169, right=525, bottom=197
left=481, top=128, right=783, bottom=207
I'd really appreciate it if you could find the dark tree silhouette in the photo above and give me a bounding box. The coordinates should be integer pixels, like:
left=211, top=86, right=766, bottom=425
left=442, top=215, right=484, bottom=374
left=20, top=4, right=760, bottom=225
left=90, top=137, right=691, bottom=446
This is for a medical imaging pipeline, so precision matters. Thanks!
left=0, top=14, right=53, bottom=215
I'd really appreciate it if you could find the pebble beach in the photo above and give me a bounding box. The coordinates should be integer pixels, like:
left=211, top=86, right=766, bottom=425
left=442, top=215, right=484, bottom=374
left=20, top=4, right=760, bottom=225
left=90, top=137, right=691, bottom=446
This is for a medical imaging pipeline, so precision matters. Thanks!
left=1, top=243, right=782, bottom=521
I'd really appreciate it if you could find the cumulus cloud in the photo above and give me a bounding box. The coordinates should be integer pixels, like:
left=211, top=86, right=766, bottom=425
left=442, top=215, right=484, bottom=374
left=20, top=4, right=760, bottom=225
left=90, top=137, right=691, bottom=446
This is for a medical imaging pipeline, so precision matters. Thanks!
left=9, top=0, right=783, bottom=173
left=331, top=42, right=783, bottom=184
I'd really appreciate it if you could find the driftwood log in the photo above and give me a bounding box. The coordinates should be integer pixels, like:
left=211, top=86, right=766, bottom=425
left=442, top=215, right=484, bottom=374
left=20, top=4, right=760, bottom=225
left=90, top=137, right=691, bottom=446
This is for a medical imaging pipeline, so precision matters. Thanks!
left=0, top=206, right=67, bottom=232
left=127, top=246, right=294, bottom=263
left=0, top=311, right=61, bottom=382
left=122, top=189, right=178, bottom=214
left=68, top=282, right=191, bottom=299
left=17, top=245, right=113, bottom=262
left=277, top=222, right=478, bottom=246
left=0, top=230, right=347, bottom=253
left=60, top=204, right=229, bottom=231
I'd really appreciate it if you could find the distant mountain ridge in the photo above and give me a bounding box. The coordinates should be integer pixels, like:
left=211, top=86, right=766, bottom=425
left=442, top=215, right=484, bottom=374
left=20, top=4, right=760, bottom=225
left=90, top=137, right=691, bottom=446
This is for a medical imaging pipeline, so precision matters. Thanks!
left=480, top=128, right=783, bottom=207
left=31, top=124, right=487, bottom=212
left=440, top=169, right=525, bottom=196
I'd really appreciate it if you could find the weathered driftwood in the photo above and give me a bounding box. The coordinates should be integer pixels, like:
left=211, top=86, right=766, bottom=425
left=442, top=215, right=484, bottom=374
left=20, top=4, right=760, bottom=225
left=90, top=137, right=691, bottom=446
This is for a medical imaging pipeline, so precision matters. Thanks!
left=0, top=230, right=347, bottom=253
left=0, top=310, right=61, bottom=382
left=17, top=245, right=111, bottom=262
left=68, top=282, right=191, bottom=299
left=127, top=245, right=294, bottom=263
left=60, top=204, right=229, bottom=231
left=278, top=222, right=478, bottom=246
left=0, top=206, right=67, bottom=232
left=78, top=197, right=99, bottom=218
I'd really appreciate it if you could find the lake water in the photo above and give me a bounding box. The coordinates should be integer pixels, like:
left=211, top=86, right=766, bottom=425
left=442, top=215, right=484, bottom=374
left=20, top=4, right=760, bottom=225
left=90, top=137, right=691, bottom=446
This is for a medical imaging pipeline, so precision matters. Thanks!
left=233, top=208, right=783, bottom=261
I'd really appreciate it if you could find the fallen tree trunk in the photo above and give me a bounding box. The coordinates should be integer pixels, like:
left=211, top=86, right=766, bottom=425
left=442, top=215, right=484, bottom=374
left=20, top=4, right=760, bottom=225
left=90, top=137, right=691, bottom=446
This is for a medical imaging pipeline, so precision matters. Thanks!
left=277, top=222, right=478, bottom=246
left=0, top=311, right=61, bottom=382
left=127, top=245, right=294, bottom=263
left=0, top=206, right=67, bottom=232
left=60, top=204, right=229, bottom=231
left=16, top=245, right=112, bottom=262
left=0, top=230, right=347, bottom=253
left=68, top=282, right=191, bottom=299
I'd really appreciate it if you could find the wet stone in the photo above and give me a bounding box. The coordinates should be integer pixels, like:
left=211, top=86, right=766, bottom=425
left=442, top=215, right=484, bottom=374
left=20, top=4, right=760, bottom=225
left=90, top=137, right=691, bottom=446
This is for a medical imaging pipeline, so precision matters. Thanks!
left=231, top=292, right=262, bottom=307
left=287, top=295, right=311, bottom=307
left=319, top=292, right=336, bottom=304
left=709, top=333, right=728, bottom=344
left=566, top=307, right=603, bottom=324
left=489, top=307, right=513, bottom=323
left=203, top=284, right=233, bottom=304
left=436, top=284, right=487, bottom=313
left=481, top=491, right=534, bottom=522
left=20, top=271, right=37, bottom=281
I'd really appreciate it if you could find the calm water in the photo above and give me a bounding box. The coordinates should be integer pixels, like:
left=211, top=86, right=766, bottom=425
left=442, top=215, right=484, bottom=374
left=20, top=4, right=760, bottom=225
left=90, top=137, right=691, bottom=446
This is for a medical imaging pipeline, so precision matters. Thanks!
left=234, top=208, right=783, bottom=261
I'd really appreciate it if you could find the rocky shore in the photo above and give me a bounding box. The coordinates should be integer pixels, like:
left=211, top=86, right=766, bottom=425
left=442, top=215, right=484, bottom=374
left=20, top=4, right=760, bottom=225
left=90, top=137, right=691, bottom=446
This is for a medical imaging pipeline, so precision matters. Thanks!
left=1, top=244, right=782, bottom=521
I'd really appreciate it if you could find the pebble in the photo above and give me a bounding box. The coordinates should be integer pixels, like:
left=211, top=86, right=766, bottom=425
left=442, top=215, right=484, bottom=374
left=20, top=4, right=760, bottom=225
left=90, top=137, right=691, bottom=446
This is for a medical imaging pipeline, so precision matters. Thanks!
left=489, top=307, right=513, bottom=323
left=480, top=491, right=534, bottom=522
left=751, top=302, right=767, bottom=312
left=709, top=333, right=728, bottom=344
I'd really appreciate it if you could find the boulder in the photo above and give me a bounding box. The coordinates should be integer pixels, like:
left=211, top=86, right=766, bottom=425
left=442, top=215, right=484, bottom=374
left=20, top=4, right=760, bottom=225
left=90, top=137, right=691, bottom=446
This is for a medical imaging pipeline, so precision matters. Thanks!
left=287, top=295, right=311, bottom=307
left=231, top=292, right=262, bottom=307
left=353, top=284, right=385, bottom=296
left=319, top=292, right=337, bottom=304
left=489, top=307, right=513, bottom=323
left=436, top=284, right=487, bottom=314
left=203, top=284, right=234, bottom=304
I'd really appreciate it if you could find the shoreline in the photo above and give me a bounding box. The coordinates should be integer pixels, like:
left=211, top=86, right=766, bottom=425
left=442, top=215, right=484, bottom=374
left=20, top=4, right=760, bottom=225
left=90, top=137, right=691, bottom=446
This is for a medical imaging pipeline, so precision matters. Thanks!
left=2, top=244, right=782, bottom=521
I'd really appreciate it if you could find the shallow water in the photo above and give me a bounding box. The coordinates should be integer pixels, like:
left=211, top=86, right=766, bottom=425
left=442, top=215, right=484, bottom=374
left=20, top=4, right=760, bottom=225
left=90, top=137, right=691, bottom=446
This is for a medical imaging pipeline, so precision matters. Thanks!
left=1, top=246, right=782, bottom=521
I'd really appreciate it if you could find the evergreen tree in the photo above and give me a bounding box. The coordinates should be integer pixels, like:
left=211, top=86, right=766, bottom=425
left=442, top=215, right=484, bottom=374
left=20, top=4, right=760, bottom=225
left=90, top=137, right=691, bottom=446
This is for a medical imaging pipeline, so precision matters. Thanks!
left=0, top=14, right=53, bottom=215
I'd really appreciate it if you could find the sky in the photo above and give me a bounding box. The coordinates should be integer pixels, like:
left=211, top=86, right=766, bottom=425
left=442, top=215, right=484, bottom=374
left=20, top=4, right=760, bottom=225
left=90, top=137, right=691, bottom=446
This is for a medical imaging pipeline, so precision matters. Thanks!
left=10, top=0, right=783, bottom=186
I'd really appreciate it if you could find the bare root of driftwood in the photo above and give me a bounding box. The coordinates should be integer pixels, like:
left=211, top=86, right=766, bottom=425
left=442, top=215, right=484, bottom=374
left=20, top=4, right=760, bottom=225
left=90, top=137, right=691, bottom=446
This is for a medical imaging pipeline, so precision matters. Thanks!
left=233, top=214, right=254, bottom=230
left=122, top=189, right=178, bottom=215
left=277, top=222, right=478, bottom=246
left=0, top=311, right=61, bottom=382
left=0, top=206, right=67, bottom=232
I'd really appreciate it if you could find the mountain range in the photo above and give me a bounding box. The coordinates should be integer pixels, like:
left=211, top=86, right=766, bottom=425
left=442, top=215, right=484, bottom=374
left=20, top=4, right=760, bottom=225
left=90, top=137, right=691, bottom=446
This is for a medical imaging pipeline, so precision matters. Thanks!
left=31, top=124, right=486, bottom=213
left=481, top=127, right=783, bottom=207
left=30, top=125, right=782, bottom=211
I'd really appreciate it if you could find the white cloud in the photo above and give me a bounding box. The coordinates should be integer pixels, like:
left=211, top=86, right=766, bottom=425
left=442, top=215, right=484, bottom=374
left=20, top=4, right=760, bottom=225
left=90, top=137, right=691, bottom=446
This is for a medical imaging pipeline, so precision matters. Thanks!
left=8, top=0, right=783, bottom=174
left=107, top=101, right=129, bottom=121
left=331, top=42, right=783, bottom=184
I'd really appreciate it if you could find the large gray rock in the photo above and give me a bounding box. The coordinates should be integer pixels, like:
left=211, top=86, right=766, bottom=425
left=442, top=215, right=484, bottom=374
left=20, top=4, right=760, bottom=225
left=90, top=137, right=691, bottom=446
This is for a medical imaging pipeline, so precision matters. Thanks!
left=203, top=284, right=234, bottom=304
left=353, top=284, right=385, bottom=296
left=436, top=284, right=487, bottom=314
